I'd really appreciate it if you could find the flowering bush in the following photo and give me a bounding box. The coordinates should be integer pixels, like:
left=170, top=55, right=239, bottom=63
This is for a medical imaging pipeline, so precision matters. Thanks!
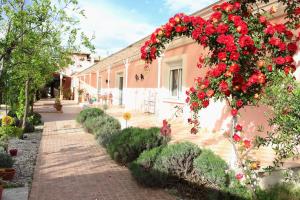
left=1, top=116, right=14, bottom=126
left=140, top=0, right=299, bottom=197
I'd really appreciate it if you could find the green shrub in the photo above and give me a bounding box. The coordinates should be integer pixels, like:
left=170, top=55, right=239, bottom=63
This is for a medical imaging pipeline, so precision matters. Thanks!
left=0, top=126, right=23, bottom=139
left=153, top=142, right=201, bottom=179
left=76, top=108, right=104, bottom=124
left=94, top=116, right=121, bottom=147
left=107, top=127, right=169, bottom=164
left=129, top=146, right=164, bottom=187
left=0, top=152, right=14, bottom=168
left=257, top=183, right=300, bottom=200
left=193, top=149, right=229, bottom=187
left=28, top=112, right=42, bottom=125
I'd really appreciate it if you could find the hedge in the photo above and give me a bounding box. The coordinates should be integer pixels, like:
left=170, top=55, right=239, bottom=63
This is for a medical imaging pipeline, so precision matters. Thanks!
left=107, top=127, right=169, bottom=164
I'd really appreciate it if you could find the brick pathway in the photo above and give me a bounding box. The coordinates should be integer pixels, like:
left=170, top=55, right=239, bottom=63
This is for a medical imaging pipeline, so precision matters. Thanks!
left=29, top=101, right=174, bottom=200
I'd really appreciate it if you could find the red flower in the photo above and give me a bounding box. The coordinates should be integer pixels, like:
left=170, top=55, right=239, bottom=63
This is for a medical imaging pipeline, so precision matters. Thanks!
left=236, top=22, right=248, bottom=34
left=287, top=43, right=297, bottom=53
left=235, top=124, right=243, bottom=131
left=191, top=127, right=198, bottom=134
left=236, top=99, right=243, bottom=108
left=243, top=139, right=251, bottom=148
left=267, top=65, right=273, bottom=72
left=190, top=87, right=196, bottom=93
left=210, top=11, right=222, bottom=22
left=202, top=100, right=209, bottom=108
left=275, top=56, right=285, bottom=65
left=205, top=24, right=216, bottom=35
left=235, top=173, right=244, bottom=180
left=200, top=36, right=209, bottom=46
left=233, top=2, right=241, bottom=9
left=185, top=97, right=190, bottom=103
left=274, top=24, right=286, bottom=33
left=284, top=67, right=291, bottom=75
left=278, top=43, right=286, bottom=51
left=230, top=52, right=240, bottom=61
left=197, top=92, right=206, bottom=100
left=219, top=80, right=229, bottom=92
left=229, top=64, right=240, bottom=74
left=264, top=25, right=275, bottom=35
left=259, top=16, right=267, bottom=24
left=175, top=26, right=183, bottom=33
left=285, top=56, right=294, bottom=63
left=218, top=52, right=227, bottom=61
left=239, top=35, right=254, bottom=48
left=231, top=109, right=238, bottom=116
left=217, top=62, right=227, bottom=72
left=269, top=37, right=281, bottom=46
left=217, top=23, right=229, bottom=34
left=233, top=133, right=241, bottom=142
left=295, top=7, right=300, bottom=15
left=191, top=102, right=199, bottom=110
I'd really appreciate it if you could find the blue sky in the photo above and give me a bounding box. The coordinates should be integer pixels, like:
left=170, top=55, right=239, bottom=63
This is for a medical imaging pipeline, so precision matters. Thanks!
left=77, top=0, right=216, bottom=57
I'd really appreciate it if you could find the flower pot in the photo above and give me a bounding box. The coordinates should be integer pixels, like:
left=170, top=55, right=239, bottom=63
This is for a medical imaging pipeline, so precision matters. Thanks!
left=0, top=183, right=3, bottom=200
left=9, top=149, right=18, bottom=157
left=0, top=168, right=16, bottom=181
left=54, top=104, right=63, bottom=111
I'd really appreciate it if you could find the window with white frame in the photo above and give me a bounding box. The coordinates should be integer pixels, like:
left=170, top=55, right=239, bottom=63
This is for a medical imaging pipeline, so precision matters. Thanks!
left=169, top=66, right=182, bottom=98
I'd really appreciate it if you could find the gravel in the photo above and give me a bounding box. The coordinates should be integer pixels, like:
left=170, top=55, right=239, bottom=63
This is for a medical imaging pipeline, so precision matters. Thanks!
left=7, top=125, right=42, bottom=187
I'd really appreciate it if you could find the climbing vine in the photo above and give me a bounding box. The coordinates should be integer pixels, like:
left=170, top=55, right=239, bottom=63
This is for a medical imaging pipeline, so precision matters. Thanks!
left=140, top=0, right=299, bottom=198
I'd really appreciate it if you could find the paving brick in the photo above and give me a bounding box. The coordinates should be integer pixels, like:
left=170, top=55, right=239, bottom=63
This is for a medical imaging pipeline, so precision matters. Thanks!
left=29, top=100, right=174, bottom=200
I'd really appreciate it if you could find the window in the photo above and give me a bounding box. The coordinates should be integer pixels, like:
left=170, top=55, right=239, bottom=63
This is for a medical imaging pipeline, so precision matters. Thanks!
left=169, top=67, right=182, bottom=98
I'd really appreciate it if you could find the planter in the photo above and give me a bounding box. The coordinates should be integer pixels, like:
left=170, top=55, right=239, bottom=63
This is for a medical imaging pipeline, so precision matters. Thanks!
left=9, top=149, right=18, bottom=157
left=54, top=104, right=63, bottom=111
left=0, top=168, right=16, bottom=181
left=0, top=183, right=3, bottom=200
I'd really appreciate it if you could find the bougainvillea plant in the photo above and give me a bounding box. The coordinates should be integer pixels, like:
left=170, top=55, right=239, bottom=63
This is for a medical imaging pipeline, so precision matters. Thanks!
left=140, top=0, right=299, bottom=198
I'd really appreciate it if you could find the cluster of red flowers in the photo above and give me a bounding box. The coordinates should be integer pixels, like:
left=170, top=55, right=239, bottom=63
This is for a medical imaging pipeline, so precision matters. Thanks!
left=141, top=1, right=298, bottom=134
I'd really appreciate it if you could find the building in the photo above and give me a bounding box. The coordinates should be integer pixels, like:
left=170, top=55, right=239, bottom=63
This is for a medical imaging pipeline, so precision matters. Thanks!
left=44, top=52, right=100, bottom=99
left=73, top=0, right=299, bottom=141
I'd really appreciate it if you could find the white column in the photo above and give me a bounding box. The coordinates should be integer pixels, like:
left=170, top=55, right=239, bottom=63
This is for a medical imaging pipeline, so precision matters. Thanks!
left=123, top=59, right=129, bottom=108
left=124, top=59, right=129, bottom=89
left=156, top=55, right=163, bottom=115
left=96, top=71, right=100, bottom=101
left=59, top=73, right=63, bottom=100
left=108, top=66, right=111, bottom=90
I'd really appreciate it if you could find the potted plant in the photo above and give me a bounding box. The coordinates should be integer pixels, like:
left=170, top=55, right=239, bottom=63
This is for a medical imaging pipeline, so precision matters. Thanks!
left=9, top=149, right=17, bottom=157
left=0, top=153, right=15, bottom=181
left=53, top=97, right=63, bottom=112
left=78, top=89, right=84, bottom=103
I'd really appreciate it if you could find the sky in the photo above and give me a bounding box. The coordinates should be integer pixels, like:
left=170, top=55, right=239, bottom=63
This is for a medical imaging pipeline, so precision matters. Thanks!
left=77, top=0, right=216, bottom=58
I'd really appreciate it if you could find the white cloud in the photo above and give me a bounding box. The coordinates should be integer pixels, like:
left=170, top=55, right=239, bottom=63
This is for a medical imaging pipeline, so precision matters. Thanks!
left=164, top=0, right=214, bottom=14
left=78, top=1, right=155, bottom=57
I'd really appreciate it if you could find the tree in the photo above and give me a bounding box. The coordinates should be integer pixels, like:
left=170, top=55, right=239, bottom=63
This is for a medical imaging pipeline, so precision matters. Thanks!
left=0, top=0, right=94, bottom=131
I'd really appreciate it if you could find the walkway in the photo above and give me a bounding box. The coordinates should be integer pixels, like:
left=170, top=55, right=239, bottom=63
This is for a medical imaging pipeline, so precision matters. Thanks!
left=29, top=100, right=174, bottom=200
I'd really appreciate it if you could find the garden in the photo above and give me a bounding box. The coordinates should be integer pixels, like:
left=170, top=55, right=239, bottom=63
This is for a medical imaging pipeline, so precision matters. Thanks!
left=0, top=111, right=43, bottom=199
left=77, top=107, right=300, bottom=200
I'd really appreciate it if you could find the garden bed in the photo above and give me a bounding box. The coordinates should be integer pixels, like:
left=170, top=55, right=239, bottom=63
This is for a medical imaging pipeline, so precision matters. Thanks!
left=6, top=125, right=42, bottom=187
